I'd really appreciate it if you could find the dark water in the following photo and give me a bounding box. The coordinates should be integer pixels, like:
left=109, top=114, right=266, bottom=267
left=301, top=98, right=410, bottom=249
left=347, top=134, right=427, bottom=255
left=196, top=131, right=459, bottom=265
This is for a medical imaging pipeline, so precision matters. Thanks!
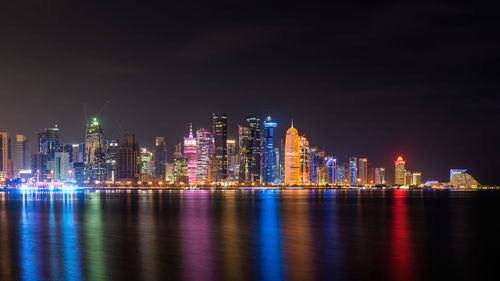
left=0, top=189, right=498, bottom=281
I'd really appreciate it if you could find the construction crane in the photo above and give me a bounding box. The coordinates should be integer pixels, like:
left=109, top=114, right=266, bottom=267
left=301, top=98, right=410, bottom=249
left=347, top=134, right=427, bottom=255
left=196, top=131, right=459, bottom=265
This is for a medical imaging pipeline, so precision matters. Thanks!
left=82, top=99, right=111, bottom=126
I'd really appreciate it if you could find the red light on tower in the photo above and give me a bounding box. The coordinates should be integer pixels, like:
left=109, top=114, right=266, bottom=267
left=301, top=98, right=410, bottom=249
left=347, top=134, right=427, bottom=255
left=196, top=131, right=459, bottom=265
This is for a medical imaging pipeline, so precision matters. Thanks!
left=395, top=156, right=405, bottom=164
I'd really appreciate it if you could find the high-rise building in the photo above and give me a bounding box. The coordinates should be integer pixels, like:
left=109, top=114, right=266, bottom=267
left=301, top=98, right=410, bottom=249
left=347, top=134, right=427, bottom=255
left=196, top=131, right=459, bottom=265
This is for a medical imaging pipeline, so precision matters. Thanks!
left=279, top=139, right=285, bottom=181
left=412, top=172, right=422, bottom=186
left=173, top=143, right=183, bottom=160
left=336, top=164, right=345, bottom=185
left=450, top=169, right=468, bottom=181
left=196, top=128, right=212, bottom=182
left=37, top=125, right=59, bottom=153
left=358, top=158, right=368, bottom=185
left=349, top=157, right=357, bottom=185
left=405, top=172, right=413, bottom=186
left=105, top=140, right=119, bottom=183
left=394, top=156, right=406, bottom=185
left=238, top=125, right=252, bottom=183
left=140, top=148, right=153, bottom=177
left=0, top=133, right=12, bottom=180
left=31, top=152, right=47, bottom=181
left=299, top=136, right=310, bottom=184
left=226, top=139, right=238, bottom=182
left=325, top=157, right=337, bottom=184
left=247, top=115, right=262, bottom=183
left=15, top=135, right=30, bottom=176
left=54, top=151, right=72, bottom=181
left=116, top=134, right=140, bottom=181
left=84, top=118, right=106, bottom=182
left=173, top=158, right=188, bottom=184
left=184, top=124, right=197, bottom=183
left=274, top=146, right=281, bottom=182
left=212, top=113, right=228, bottom=181
left=284, top=122, right=300, bottom=185
left=262, top=116, right=278, bottom=184
left=374, top=168, right=386, bottom=185
left=153, top=136, right=167, bottom=180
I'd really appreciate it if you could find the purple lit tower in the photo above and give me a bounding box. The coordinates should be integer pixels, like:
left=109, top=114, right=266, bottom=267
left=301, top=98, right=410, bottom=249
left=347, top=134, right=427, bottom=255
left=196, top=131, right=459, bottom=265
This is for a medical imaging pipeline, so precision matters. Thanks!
left=184, top=124, right=198, bottom=183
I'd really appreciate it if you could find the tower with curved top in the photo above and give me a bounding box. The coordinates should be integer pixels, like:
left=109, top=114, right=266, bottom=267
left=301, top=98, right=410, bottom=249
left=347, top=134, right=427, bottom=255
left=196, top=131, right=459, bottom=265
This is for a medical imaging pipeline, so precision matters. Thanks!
left=285, top=121, right=300, bottom=185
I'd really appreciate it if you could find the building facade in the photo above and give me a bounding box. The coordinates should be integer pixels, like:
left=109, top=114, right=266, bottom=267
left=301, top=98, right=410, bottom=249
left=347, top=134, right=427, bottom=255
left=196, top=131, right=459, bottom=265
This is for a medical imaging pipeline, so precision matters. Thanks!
left=196, top=128, right=212, bottom=182
left=358, top=158, right=368, bottom=185
left=184, top=124, right=197, bottom=183
left=394, top=156, right=406, bottom=185
left=284, top=123, right=300, bottom=185
left=212, top=113, right=228, bottom=181
left=0, top=132, right=12, bottom=180
left=262, top=116, right=278, bottom=184
left=15, top=135, right=30, bottom=176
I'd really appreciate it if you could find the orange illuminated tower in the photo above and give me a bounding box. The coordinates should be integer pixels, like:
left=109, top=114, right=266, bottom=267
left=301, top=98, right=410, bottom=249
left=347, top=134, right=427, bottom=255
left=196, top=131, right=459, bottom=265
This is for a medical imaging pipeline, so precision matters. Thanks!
left=285, top=121, right=300, bottom=185
left=394, top=156, right=406, bottom=185
left=299, top=136, right=310, bottom=184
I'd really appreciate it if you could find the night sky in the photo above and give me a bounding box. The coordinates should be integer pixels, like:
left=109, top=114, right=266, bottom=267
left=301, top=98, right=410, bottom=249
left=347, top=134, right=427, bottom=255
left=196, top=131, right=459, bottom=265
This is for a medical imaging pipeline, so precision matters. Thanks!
left=1, top=1, right=498, bottom=184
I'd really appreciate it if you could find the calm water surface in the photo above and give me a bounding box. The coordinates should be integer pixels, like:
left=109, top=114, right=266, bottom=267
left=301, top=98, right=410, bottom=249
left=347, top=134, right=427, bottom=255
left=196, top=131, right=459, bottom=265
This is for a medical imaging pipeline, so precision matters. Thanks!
left=0, top=189, right=498, bottom=281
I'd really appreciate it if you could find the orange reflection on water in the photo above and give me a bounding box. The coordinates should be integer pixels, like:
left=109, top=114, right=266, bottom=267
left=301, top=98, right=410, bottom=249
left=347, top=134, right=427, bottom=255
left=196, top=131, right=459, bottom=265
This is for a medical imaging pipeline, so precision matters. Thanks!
left=221, top=191, right=243, bottom=281
left=282, top=190, right=315, bottom=281
left=391, top=190, right=414, bottom=281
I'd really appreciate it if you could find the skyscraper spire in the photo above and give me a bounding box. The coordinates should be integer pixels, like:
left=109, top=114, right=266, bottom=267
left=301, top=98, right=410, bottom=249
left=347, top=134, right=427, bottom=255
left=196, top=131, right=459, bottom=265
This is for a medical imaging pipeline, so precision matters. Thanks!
left=291, top=119, right=294, bottom=128
left=189, top=123, right=193, bottom=138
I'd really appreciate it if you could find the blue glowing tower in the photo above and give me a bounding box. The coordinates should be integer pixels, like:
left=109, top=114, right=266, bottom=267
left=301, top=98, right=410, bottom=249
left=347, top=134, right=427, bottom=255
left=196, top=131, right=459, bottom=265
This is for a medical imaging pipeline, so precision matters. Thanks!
left=262, top=116, right=278, bottom=184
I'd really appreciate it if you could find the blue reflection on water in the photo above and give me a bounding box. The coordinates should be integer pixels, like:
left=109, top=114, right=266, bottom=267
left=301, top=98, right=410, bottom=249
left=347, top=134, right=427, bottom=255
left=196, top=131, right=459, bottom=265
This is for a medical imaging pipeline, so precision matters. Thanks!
left=61, top=193, right=82, bottom=280
left=20, top=192, right=42, bottom=280
left=49, top=193, right=60, bottom=279
left=258, top=191, right=284, bottom=281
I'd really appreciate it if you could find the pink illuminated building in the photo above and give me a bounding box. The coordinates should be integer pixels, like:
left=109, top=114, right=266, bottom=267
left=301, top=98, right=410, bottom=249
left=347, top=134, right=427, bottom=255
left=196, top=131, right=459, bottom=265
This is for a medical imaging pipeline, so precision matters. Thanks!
left=184, top=124, right=198, bottom=183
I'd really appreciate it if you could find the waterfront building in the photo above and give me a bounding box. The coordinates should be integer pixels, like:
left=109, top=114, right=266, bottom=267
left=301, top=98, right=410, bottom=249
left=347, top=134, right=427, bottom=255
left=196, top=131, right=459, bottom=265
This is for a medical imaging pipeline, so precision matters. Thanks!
left=274, top=146, right=281, bottom=183
left=284, top=122, right=300, bottom=185
left=317, top=166, right=329, bottom=185
left=116, top=134, right=140, bottom=182
left=279, top=139, right=285, bottom=181
left=336, top=164, right=345, bottom=185
left=262, top=116, right=278, bottom=184
left=37, top=125, right=59, bottom=153
left=405, top=172, right=413, bottom=186
left=325, top=157, right=337, bottom=184
left=173, top=143, right=182, bottom=160
left=15, top=135, right=30, bottom=177
left=54, top=151, right=72, bottom=181
left=105, top=139, right=119, bottom=182
left=140, top=148, right=153, bottom=177
left=196, top=128, right=212, bottom=182
left=374, top=168, right=386, bottom=185
left=165, top=162, right=174, bottom=183
left=448, top=171, right=480, bottom=188
left=153, top=136, right=167, bottom=180
left=84, top=117, right=106, bottom=182
left=358, top=158, right=368, bottom=185
left=226, top=139, right=239, bottom=182
left=0, top=132, right=12, bottom=180
left=412, top=172, right=422, bottom=186
left=299, top=136, right=310, bottom=184
left=238, top=125, right=252, bottom=183
left=247, top=115, right=262, bottom=183
left=72, top=144, right=80, bottom=165
left=173, top=158, right=188, bottom=184
left=31, top=152, right=47, bottom=181
left=349, top=157, right=357, bottom=185
left=394, top=156, right=406, bottom=185
left=309, top=147, right=318, bottom=184
left=184, top=124, right=197, bottom=183
left=343, top=163, right=350, bottom=185
left=212, top=113, right=228, bottom=181
left=450, top=169, right=468, bottom=181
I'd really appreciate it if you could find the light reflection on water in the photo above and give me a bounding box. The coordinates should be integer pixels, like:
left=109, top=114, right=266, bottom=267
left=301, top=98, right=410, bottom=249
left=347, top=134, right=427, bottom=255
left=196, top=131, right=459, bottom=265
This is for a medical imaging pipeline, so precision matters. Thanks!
left=0, top=189, right=497, bottom=281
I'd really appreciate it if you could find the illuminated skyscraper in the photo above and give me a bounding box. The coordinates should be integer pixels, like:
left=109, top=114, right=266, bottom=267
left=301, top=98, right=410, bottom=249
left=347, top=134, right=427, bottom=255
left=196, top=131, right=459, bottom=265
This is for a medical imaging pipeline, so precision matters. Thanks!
left=394, top=156, right=406, bottom=185
left=405, top=172, right=413, bottom=186
left=358, top=158, right=368, bottom=185
left=15, top=135, right=30, bottom=176
left=262, top=116, right=278, bottom=184
left=0, top=132, right=12, bottom=180
left=196, top=128, right=212, bottom=182
left=284, top=122, right=300, bottom=185
left=105, top=140, right=118, bottom=183
left=84, top=117, right=106, bottom=182
left=349, top=157, right=357, bottom=185
left=374, top=168, right=385, bottom=185
left=299, top=136, right=310, bottom=184
left=153, top=136, right=167, bottom=180
left=184, top=124, right=198, bottom=183
left=37, top=125, right=59, bottom=153
left=325, top=157, right=337, bottom=184
left=247, top=115, right=262, bottom=183
left=212, top=113, right=228, bottom=181
left=412, top=172, right=422, bottom=186
left=140, top=148, right=153, bottom=177
left=54, top=151, right=71, bottom=181
left=238, top=125, right=252, bottom=183
left=227, top=139, right=239, bottom=182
